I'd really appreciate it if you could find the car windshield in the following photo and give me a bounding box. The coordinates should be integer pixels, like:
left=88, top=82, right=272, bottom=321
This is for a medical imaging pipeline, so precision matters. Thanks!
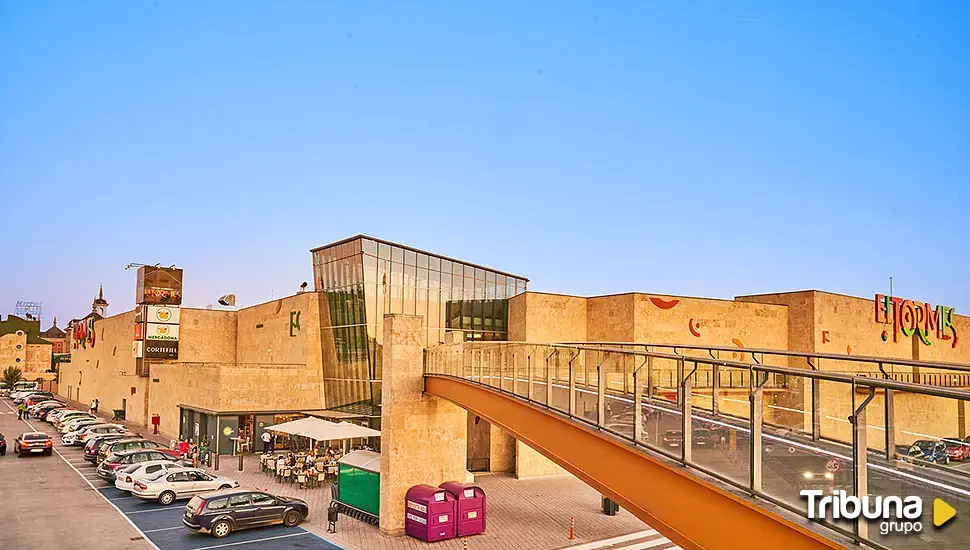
left=121, top=464, right=142, bottom=473
left=695, top=430, right=711, bottom=437
left=145, top=470, right=168, bottom=481
left=24, top=434, right=49, bottom=441
left=666, top=431, right=683, bottom=437
left=186, top=496, right=205, bottom=513
left=105, top=453, right=121, bottom=462
left=914, top=441, right=935, bottom=450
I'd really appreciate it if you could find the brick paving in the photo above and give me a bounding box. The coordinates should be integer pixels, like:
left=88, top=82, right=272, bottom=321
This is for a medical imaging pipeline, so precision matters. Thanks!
left=200, top=454, right=649, bottom=550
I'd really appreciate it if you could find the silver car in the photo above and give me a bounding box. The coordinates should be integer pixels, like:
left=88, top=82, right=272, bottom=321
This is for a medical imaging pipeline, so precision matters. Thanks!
left=132, top=467, right=239, bottom=505
left=115, top=460, right=185, bottom=492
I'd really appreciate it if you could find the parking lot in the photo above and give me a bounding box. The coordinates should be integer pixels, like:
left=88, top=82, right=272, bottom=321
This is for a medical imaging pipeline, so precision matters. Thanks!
left=1, top=398, right=342, bottom=550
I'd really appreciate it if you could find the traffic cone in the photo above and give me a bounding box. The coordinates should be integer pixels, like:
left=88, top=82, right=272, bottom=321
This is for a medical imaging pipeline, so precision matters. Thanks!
left=569, top=516, right=576, bottom=540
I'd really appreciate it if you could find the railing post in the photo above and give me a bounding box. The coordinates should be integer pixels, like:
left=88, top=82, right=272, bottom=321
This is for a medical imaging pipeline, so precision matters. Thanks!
left=809, top=358, right=821, bottom=442
left=676, top=358, right=685, bottom=406
left=712, top=363, right=720, bottom=416
left=750, top=372, right=764, bottom=493
left=527, top=351, right=535, bottom=401
left=569, top=351, right=578, bottom=417
left=598, top=355, right=607, bottom=427
left=634, top=367, right=644, bottom=442
left=682, top=362, right=693, bottom=463
left=852, top=383, right=876, bottom=541
left=885, top=388, right=895, bottom=460
left=546, top=351, right=554, bottom=406
left=646, top=356, right=654, bottom=402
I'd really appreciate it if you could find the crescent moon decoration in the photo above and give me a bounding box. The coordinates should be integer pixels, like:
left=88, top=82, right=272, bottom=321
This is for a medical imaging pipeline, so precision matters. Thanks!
left=847, top=345, right=852, bottom=355
left=689, top=319, right=702, bottom=338
left=649, top=297, right=680, bottom=310
left=275, top=299, right=283, bottom=314
left=732, top=338, right=745, bottom=360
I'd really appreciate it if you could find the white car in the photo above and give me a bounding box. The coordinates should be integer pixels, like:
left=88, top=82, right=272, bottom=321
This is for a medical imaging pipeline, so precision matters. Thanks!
left=53, top=412, right=92, bottom=428
left=60, top=418, right=100, bottom=434
left=64, top=424, right=124, bottom=445
left=115, top=460, right=185, bottom=492
left=48, top=410, right=83, bottom=424
left=132, top=467, right=239, bottom=505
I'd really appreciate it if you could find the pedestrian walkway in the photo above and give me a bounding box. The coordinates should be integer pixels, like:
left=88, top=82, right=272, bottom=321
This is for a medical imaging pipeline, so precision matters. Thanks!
left=56, top=396, right=175, bottom=447
left=561, top=530, right=680, bottom=550
left=199, top=454, right=651, bottom=550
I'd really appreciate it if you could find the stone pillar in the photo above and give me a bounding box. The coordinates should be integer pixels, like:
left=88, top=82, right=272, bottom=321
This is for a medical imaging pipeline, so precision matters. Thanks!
left=379, top=314, right=467, bottom=536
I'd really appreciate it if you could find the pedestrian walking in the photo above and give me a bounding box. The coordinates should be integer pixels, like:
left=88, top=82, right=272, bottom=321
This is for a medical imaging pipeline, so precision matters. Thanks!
left=90, top=399, right=97, bottom=415
left=261, top=430, right=272, bottom=452
left=93, top=399, right=99, bottom=414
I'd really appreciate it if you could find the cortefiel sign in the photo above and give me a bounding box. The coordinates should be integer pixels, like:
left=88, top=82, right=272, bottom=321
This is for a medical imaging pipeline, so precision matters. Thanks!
left=144, top=341, right=179, bottom=359
left=136, top=266, right=183, bottom=306
left=145, top=323, right=179, bottom=341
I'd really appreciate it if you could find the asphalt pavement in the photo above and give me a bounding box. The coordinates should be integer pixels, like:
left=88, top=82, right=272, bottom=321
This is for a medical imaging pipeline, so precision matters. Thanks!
left=0, top=398, right=342, bottom=550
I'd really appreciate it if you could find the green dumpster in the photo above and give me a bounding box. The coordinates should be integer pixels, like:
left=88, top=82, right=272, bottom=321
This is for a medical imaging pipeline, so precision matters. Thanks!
left=336, top=450, right=381, bottom=519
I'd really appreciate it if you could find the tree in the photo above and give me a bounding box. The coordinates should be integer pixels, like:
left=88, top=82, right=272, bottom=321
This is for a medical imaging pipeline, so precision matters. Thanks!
left=2, top=366, right=24, bottom=389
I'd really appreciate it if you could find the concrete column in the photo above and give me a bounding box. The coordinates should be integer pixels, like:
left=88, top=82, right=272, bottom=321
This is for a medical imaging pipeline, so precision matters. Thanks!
left=379, top=314, right=467, bottom=536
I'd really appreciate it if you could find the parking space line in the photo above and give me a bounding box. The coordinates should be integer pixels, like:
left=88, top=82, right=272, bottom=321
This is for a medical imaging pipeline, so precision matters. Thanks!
left=188, top=532, right=309, bottom=550
left=143, top=526, right=186, bottom=533
left=127, top=507, right=186, bottom=515
left=109, top=496, right=135, bottom=501
left=1, top=400, right=161, bottom=550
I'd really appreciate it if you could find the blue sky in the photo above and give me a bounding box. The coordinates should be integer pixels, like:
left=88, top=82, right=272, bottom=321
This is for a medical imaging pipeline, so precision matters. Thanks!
left=1, top=1, right=968, bottom=325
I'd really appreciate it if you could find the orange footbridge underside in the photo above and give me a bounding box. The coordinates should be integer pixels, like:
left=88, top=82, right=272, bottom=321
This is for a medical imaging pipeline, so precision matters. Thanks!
left=424, top=375, right=848, bottom=550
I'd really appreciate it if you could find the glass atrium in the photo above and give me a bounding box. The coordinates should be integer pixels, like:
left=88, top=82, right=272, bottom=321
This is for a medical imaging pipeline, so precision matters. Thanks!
left=311, top=235, right=528, bottom=426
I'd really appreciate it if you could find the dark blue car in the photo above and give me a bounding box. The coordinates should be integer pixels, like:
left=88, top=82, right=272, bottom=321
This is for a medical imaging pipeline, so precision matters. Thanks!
left=908, top=440, right=949, bottom=465
left=182, top=488, right=308, bottom=538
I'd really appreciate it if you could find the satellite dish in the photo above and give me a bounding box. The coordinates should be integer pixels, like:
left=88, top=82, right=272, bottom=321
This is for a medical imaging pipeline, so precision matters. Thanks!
left=217, top=294, right=236, bottom=306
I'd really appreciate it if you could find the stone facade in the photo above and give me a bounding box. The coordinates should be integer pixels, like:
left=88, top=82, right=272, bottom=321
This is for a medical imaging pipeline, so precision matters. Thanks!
left=379, top=314, right=467, bottom=535
left=57, top=292, right=325, bottom=438
left=0, top=315, right=53, bottom=381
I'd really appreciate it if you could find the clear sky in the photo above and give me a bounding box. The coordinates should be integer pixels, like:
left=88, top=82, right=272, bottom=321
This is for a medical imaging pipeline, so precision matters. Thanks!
left=1, top=1, right=968, bottom=326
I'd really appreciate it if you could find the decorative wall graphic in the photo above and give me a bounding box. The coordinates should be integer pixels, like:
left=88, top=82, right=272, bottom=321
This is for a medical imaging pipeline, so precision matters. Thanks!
left=688, top=318, right=702, bottom=337
left=822, top=331, right=831, bottom=344
left=289, top=311, right=301, bottom=337
left=275, top=299, right=283, bottom=314
left=846, top=345, right=852, bottom=355
left=881, top=331, right=889, bottom=341
left=73, top=317, right=96, bottom=349
left=874, top=294, right=958, bottom=348
left=731, top=338, right=746, bottom=360
left=649, top=297, right=680, bottom=310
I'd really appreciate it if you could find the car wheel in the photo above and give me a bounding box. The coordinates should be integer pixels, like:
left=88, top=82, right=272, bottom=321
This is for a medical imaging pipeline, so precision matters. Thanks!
left=219, top=484, right=232, bottom=490
left=158, top=491, right=176, bottom=505
left=45, top=450, right=52, bottom=456
left=283, top=510, right=302, bottom=527
left=211, top=519, right=232, bottom=538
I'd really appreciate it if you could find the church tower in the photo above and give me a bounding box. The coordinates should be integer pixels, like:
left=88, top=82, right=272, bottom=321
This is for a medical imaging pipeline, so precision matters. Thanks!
left=92, top=285, right=109, bottom=317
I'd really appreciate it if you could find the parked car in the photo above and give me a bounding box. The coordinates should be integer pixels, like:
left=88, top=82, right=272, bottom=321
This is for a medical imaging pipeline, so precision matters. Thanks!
left=37, top=406, right=70, bottom=422
left=53, top=411, right=93, bottom=428
left=14, top=392, right=53, bottom=405
left=60, top=417, right=101, bottom=434
left=28, top=400, right=63, bottom=415
left=908, top=440, right=949, bottom=465
left=84, top=433, right=129, bottom=462
left=182, top=489, right=308, bottom=538
left=14, top=432, right=53, bottom=457
left=22, top=393, right=56, bottom=407
left=663, top=429, right=684, bottom=449
left=133, top=467, right=239, bottom=505
left=97, top=448, right=185, bottom=481
left=64, top=424, right=125, bottom=446
left=115, top=460, right=186, bottom=492
left=692, top=428, right=713, bottom=448
left=98, top=438, right=172, bottom=464
left=0, top=433, right=6, bottom=456
left=942, top=439, right=970, bottom=462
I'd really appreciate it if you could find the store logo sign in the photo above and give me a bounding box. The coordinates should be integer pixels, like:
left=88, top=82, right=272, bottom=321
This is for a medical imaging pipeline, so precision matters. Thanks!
left=874, top=294, right=958, bottom=348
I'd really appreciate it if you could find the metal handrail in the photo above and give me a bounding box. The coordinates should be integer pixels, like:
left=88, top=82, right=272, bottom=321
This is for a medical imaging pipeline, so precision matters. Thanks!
left=558, top=341, right=970, bottom=372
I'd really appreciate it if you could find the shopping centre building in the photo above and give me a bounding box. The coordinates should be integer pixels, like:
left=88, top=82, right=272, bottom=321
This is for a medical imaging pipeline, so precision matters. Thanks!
left=56, top=234, right=967, bottom=478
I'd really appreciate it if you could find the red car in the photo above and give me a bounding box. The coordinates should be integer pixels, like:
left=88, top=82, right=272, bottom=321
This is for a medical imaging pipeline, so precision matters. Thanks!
left=943, top=439, right=970, bottom=462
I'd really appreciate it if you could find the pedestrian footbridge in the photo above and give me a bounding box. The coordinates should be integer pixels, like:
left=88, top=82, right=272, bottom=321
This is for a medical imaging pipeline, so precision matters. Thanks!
left=424, top=342, right=970, bottom=550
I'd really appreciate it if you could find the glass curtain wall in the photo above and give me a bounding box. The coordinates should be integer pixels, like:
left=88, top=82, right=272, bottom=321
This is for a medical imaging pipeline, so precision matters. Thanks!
left=312, top=236, right=528, bottom=427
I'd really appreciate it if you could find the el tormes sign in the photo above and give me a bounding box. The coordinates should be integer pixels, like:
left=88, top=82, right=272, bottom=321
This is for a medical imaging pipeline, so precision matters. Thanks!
left=875, top=294, right=958, bottom=348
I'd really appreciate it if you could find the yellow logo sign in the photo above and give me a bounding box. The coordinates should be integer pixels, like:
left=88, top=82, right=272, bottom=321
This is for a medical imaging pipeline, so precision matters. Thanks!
left=934, top=498, right=956, bottom=527
left=157, top=308, right=171, bottom=321
left=157, top=326, right=168, bottom=335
